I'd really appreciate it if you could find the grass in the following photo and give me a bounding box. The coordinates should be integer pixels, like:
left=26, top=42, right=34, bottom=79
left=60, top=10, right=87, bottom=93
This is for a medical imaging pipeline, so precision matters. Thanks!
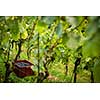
left=43, top=61, right=91, bottom=83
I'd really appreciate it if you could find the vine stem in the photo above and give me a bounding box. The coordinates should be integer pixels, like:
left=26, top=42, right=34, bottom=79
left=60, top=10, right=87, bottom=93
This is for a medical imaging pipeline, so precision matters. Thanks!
left=38, top=32, right=40, bottom=75
left=4, top=40, right=12, bottom=82
left=37, top=32, right=40, bottom=82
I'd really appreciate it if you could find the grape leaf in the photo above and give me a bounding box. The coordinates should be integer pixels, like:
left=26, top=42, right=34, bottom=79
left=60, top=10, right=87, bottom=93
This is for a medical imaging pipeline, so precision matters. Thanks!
left=56, top=23, right=63, bottom=38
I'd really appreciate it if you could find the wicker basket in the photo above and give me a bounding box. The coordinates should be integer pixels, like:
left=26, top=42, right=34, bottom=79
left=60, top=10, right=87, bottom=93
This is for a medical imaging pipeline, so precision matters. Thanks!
left=13, top=60, right=34, bottom=78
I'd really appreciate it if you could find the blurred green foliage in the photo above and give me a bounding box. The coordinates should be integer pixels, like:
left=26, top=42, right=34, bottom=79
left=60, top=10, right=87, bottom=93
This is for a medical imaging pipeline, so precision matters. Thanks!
left=0, top=16, right=100, bottom=83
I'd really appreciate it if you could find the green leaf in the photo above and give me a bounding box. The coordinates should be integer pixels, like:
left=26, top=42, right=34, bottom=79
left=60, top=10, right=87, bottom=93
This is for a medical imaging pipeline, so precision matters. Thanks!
left=0, top=16, right=5, bottom=21
left=94, top=59, right=100, bottom=82
left=75, top=16, right=84, bottom=25
left=56, top=23, right=63, bottom=38
left=19, top=23, right=25, bottom=33
left=67, top=37, right=78, bottom=49
left=35, top=21, right=48, bottom=33
left=86, top=17, right=100, bottom=36
left=62, top=32, right=69, bottom=45
left=12, top=33, right=20, bottom=41
left=1, top=32, right=10, bottom=46
left=82, top=33, right=100, bottom=57
left=41, top=16, right=56, bottom=25
left=86, top=22, right=97, bottom=35
left=8, top=20, right=19, bottom=33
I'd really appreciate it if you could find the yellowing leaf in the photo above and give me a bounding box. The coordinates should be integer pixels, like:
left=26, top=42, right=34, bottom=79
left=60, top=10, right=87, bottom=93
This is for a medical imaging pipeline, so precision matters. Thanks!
left=21, top=31, right=28, bottom=39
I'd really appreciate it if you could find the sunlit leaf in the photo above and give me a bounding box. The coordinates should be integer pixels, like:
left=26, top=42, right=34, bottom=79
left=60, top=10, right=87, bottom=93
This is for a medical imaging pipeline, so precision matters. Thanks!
left=35, top=21, right=48, bottom=33
left=21, top=30, right=28, bottom=39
